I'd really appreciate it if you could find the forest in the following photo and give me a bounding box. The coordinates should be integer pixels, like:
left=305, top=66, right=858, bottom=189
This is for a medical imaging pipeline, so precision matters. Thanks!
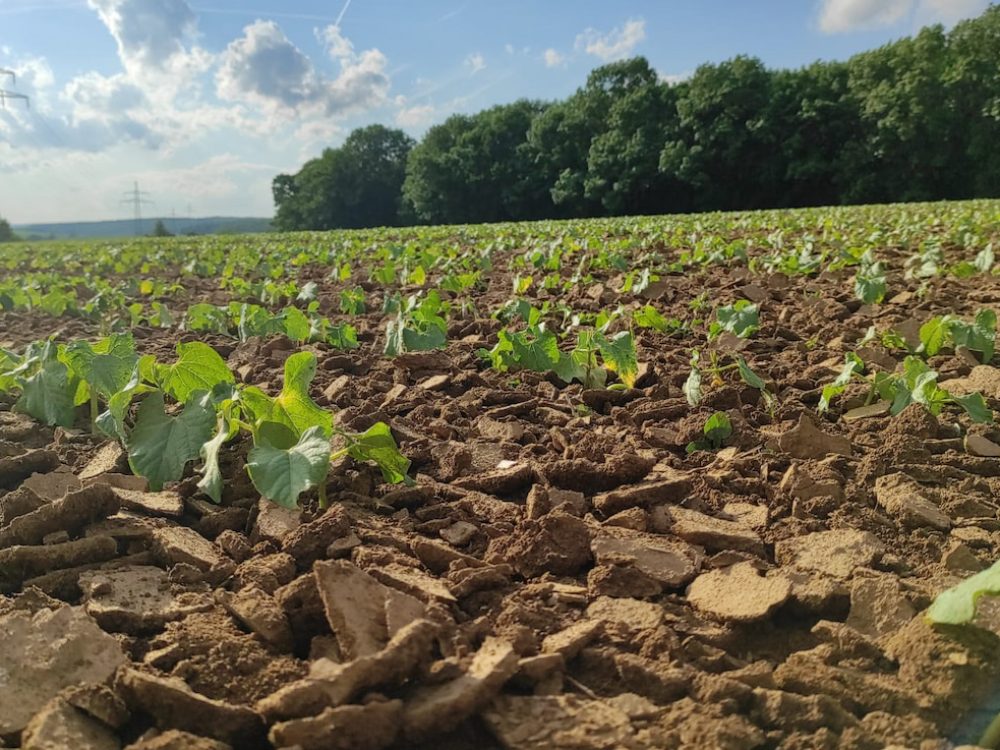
left=272, top=6, right=1000, bottom=230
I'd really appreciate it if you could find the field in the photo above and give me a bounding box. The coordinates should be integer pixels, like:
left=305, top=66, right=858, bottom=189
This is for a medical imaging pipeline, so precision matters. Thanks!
left=3, top=200, right=1000, bottom=749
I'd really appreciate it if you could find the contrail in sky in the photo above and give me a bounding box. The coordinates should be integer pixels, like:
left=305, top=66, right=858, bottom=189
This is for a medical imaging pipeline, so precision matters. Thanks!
left=334, top=0, right=352, bottom=27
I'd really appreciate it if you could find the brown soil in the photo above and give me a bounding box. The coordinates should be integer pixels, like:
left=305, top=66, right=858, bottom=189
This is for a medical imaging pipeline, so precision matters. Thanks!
left=4, top=228, right=1000, bottom=750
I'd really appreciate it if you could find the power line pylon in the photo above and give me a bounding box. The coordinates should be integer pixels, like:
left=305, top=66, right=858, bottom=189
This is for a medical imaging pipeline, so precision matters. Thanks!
left=121, top=181, right=154, bottom=236
left=0, top=69, right=30, bottom=109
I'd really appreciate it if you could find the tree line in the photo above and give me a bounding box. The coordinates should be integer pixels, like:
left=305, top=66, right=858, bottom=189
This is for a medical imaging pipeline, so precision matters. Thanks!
left=272, top=6, right=1000, bottom=230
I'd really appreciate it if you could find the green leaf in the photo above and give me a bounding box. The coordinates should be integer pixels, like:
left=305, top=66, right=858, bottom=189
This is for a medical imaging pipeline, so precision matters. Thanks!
left=185, top=303, right=230, bottom=334
left=95, top=355, right=156, bottom=441
left=595, top=331, right=639, bottom=388
left=703, top=411, right=733, bottom=445
left=951, top=309, right=996, bottom=364
left=62, top=333, right=137, bottom=399
left=709, top=300, right=759, bottom=340
left=345, top=422, right=412, bottom=484
left=127, top=390, right=216, bottom=491
left=918, top=316, right=952, bottom=357
left=15, top=344, right=78, bottom=427
left=197, top=399, right=241, bottom=504
left=156, top=342, right=235, bottom=403
left=949, top=392, right=993, bottom=424
left=975, top=244, right=995, bottom=273
left=282, top=306, right=312, bottom=342
left=927, top=560, right=1000, bottom=625
left=509, top=326, right=561, bottom=373
left=247, top=424, right=331, bottom=509
left=241, top=351, right=332, bottom=439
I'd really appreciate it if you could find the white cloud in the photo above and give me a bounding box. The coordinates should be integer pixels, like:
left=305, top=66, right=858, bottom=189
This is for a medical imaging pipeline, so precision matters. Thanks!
left=317, top=24, right=354, bottom=60
left=574, top=18, right=645, bottom=61
left=395, top=103, right=435, bottom=128
left=464, top=52, right=486, bottom=74
left=86, top=0, right=198, bottom=74
left=543, top=48, right=566, bottom=68
left=216, top=19, right=389, bottom=120
left=818, top=0, right=912, bottom=32
left=504, top=43, right=514, bottom=55
left=817, top=0, right=988, bottom=32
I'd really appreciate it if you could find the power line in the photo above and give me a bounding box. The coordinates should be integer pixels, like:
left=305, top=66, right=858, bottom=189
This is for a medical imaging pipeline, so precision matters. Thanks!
left=121, top=181, right=154, bottom=236
left=0, top=68, right=30, bottom=109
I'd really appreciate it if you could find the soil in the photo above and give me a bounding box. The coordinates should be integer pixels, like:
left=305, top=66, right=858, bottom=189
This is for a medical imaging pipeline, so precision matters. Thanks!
left=4, top=219, right=1000, bottom=750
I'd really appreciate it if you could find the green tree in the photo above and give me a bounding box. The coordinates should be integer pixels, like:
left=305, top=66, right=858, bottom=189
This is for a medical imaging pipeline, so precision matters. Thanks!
left=0, top=217, right=20, bottom=243
left=661, top=56, right=779, bottom=210
left=403, top=100, right=549, bottom=224
left=150, top=220, right=173, bottom=237
left=273, top=125, right=414, bottom=230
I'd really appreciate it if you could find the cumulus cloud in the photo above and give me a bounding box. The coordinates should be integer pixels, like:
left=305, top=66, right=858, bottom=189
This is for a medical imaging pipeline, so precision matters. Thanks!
left=818, top=0, right=989, bottom=32
left=318, top=24, right=354, bottom=60
left=216, top=19, right=389, bottom=119
left=464, top=52, right=486, bottom=74
left=574, top=18, right=645, bottom=61
left=395, top=103, right=435, bottom=128
left=87, top=0, right=197, bottom=72
left=543, top=48, right=566, bottom=68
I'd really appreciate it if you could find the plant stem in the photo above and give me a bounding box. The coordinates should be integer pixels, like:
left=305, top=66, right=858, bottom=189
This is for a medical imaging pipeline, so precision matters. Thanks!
left=90, top=391, right=99, bottom=431
left=317, top=480, right=328, bottom=510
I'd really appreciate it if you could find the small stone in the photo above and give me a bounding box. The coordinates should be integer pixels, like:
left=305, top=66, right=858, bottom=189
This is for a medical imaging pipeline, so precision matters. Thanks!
left=965, top=434, right=1000, bottom=458
left=369, top=562, right=456, bottom=604
left=122, top=730, right=232, bottom=750
left=475, top=416, right=525, bottom=442
left=440, top=521, right=477, bottom=546
left=942, top=542, right=984, bottom=572
left=687, top=562, right=792, bottom=622
left=843, top=402, right=892, bottom=423
left=592, top=476, right=693, bottom=515
left=327, top=531, right=362, bottom=558
left=419, top=374, right=451, bottom=391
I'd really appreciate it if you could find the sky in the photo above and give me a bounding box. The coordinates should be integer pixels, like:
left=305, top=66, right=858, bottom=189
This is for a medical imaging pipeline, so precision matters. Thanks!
left=0, top=0, right=992, bottom=224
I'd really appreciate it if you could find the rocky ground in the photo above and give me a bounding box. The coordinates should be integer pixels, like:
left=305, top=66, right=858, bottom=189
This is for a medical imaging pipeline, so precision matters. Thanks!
left=4, top=235, right=1000, bottom=749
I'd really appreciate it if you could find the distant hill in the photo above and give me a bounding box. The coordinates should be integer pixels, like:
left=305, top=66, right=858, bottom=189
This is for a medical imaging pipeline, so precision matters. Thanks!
left=14, top=216, right=274, bottom=240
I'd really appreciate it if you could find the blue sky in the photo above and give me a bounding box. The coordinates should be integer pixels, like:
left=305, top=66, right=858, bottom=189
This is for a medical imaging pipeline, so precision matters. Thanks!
left=0, top=0, right=991, bottom=223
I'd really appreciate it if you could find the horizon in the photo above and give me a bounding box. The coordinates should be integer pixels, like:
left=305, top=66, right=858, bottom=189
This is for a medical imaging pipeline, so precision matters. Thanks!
left=0, top=0, right=992, bottom=224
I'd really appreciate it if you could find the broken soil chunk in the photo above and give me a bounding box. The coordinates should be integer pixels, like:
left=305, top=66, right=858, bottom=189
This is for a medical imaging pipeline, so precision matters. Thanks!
left=21, top=698, right=121, bottom=750
left=269, top=700, right=403, bottom=750
left=402, top=637, right=518, bottom=741
left=483, top=694, right=635, bottom=750
left=313, top=559, right=390, bottom=659
left=0, top=605, right=126, bottom=734
left=776, top=415, right=852, bottom=459
left=687, top=562, right=792, bottom=622
left=0, top=484, right=118, bottom=547
left=775, top=529, right=884, bottom=580
left=81, top=565, right=212, bottom=633
left=114, top=668, right=264, bottom=747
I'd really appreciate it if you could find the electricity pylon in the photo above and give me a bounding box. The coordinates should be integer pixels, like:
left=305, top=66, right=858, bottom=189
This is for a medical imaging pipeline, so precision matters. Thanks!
left=121, top=181, right=154, bottom=236
left=0, top=69, right=29, bottom=109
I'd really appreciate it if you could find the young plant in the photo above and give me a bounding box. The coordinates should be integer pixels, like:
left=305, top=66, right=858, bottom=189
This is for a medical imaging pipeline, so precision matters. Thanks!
left=686, top=411, right=733, bottom=454
left=684, top=350, right=774, bottom=410
left=384, top=291, right=448, bottom=356
left=818, top=352, right=992, bottom=423
left=708, top=300, right=759, bottom=340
